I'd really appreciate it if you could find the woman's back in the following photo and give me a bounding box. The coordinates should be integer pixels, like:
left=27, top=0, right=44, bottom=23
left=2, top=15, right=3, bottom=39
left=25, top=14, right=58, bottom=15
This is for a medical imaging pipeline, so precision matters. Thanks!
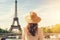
left=22, top=27, right=44, bottom=40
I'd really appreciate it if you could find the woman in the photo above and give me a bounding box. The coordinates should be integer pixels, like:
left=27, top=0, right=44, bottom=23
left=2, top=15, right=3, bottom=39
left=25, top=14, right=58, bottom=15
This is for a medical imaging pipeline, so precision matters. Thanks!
left=22, top=12, right=44, bottom=40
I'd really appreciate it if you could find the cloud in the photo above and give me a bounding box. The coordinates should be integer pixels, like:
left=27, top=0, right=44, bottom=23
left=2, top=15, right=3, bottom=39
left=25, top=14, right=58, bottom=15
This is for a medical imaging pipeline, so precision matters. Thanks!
left=33, top=0, right=60, bottom=26
left=0, top=3, right=15, bottom=29
left=0, top=4, right=14, bottom=20
left=0, top=0, right=7, bottom=2
left=0, top=0, right=60, bottom=29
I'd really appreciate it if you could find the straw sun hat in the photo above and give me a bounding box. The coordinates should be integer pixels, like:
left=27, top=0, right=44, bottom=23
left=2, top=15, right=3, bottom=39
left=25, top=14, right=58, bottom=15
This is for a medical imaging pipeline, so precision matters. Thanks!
left=25, top=12, right=41, bottom=23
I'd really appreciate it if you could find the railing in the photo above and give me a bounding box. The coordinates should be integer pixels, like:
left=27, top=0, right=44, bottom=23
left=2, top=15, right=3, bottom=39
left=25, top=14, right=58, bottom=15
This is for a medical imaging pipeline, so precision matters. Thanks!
left=0, top=33, right=22, bottom=39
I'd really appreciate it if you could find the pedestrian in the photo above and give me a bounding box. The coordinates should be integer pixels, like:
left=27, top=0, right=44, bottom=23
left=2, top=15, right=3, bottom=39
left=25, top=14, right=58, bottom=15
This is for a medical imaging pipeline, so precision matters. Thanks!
left=1, top=37, right=6, bottom=40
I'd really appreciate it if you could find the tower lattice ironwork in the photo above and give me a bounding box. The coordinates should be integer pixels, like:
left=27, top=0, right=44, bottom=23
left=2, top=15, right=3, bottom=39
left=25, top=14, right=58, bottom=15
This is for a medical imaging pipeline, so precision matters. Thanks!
left=9, top=0, right=21, bottom=32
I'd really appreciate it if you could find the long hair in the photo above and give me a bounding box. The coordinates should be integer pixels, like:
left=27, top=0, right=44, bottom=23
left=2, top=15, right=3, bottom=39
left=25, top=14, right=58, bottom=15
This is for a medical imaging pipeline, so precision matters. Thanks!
left=27, top=23, right=38, bottom=36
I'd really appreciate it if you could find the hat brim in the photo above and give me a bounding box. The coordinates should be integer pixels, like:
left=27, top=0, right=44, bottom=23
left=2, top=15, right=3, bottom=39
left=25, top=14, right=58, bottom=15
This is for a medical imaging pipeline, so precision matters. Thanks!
left=25, top=16, right=41, bottom=23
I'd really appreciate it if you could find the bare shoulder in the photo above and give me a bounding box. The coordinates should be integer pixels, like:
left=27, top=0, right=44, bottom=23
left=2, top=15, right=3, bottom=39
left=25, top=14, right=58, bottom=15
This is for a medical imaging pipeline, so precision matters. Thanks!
left=22, top=27, right=27, bottom=32
left=38, top=27, right=43, bottom=31
left=38, top=27, right=43, bottom=34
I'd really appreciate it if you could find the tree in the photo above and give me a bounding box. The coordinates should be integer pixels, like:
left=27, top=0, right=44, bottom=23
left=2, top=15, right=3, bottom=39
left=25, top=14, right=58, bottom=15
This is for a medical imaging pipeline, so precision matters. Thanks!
left=0, top=28, right=10, bottom=33
left=51, top=24, right=60, bottom=33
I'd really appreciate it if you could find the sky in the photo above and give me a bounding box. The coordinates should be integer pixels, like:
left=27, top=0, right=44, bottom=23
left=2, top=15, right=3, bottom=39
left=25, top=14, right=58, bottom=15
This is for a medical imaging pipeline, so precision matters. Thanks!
left=0, top=0, right=60, bottom=30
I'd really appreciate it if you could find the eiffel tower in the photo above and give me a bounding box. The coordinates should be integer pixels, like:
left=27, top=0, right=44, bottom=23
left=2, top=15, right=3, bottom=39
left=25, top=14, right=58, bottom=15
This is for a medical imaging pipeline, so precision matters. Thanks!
left=9, top=0, right=21, bottom=32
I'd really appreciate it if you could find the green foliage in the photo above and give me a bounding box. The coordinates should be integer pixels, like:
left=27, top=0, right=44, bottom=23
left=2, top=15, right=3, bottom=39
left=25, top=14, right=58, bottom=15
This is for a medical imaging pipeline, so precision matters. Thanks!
left=47, top=28, right=52, bottom=33
left=20, top=29, right=22, bottom=35
left=41, top=27, right=46, bottom=33
left=42, top=27, right=52, bottom=33
left=51, top=24, right=60, bottom=33
left=0, top=28, right=10, bottom=33
left=41, top=24, right=60, bottom=33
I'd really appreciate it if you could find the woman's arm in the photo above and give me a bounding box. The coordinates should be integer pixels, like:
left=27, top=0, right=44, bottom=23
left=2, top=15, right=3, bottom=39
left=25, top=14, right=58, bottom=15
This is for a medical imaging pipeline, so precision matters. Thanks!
left=22, top=28, right=25, bottom=40
left=38, top=28, right=44, bottom=40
